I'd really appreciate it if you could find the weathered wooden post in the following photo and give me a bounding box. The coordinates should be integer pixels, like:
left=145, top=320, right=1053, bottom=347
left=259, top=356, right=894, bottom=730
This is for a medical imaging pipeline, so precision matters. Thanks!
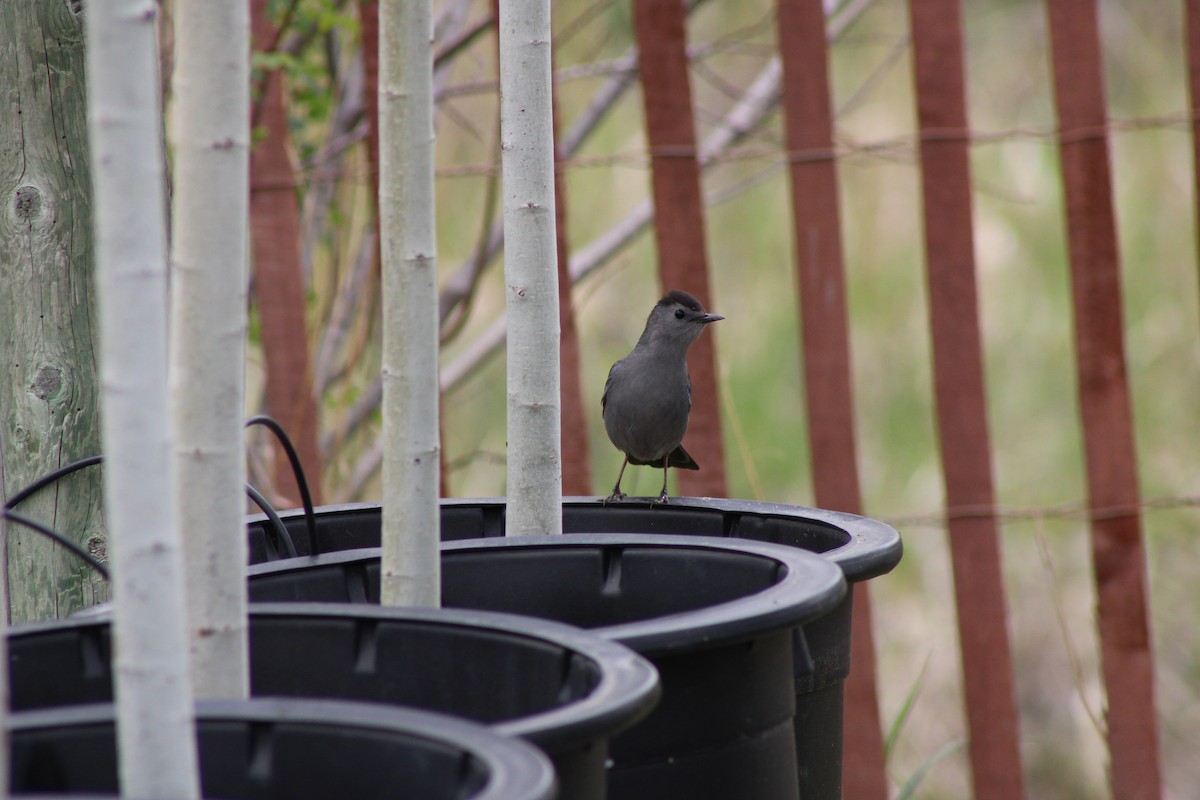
left=0, top=1, right=107, bottom=624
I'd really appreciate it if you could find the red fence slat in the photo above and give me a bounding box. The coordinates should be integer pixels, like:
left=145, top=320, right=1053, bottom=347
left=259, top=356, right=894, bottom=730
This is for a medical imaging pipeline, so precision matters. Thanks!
left=632, top=0, right=727, bottom=498
left=1046, top=1, right=1162, bottom=798
left=1188, top=0, right=1200, bottom=312
left=250, top=0, right=325, bottom=505
left=907, top=2, right=1027, bottom=797
left=775, top=0, right=887, bottom=796
left=551, top=39, right=593, bottom=496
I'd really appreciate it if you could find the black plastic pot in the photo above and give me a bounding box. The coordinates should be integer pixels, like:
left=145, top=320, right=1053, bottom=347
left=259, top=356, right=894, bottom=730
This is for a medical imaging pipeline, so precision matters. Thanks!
left=247, top=499, right=900, bottom=581
left=9, top=698, right=556, bottom=799
left=10, top=605, right=658, bottom=800
left=246, top=533, right=847, bottom=800
left=247, top=498, right=902, bottom=799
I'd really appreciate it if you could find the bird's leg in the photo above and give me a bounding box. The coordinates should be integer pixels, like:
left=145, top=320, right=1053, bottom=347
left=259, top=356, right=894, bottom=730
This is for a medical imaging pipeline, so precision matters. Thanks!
left=604, top=456, right=630, bottom=503
left=655, top=456, right=670, bottom=505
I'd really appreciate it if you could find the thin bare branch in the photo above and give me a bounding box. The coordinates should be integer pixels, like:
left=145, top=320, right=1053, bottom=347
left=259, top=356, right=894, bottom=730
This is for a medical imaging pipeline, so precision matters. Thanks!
left=320, top=370, right=381, bottom=455
left=334, top=439, right=383, bottom=503
left=435, top=14, right=495, bottom=69
left=314, top=225, right=376, bottom=397
left=439, top=0, right=876, bottom=394
left=336, top=0, right=879, bottom=461
left=439, top=118, right=502, bottom=344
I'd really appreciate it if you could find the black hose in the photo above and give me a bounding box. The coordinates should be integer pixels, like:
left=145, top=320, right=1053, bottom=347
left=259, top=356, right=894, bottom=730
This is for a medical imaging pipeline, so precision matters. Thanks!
left=3, top=455, right=105, bottom=510
left=2, top=509, right=110, bottom=580
left=245, top=415, right=319, bottom=556
left=5, top=452, right=300, bottom=564
left=245, top=484, right=298, bottom=560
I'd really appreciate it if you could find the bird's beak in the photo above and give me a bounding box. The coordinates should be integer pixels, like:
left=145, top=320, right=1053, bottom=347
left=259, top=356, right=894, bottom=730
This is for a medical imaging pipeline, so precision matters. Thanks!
left=700, top=313, right=724, bottom=324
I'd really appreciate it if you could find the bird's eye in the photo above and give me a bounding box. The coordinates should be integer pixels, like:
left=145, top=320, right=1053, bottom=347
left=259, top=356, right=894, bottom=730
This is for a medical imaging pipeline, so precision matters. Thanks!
left=674, top=308, right=685, bottom=319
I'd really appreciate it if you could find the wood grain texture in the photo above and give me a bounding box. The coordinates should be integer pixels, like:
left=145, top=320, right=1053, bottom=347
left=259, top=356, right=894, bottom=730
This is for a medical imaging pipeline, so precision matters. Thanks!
left=0, top=1, right=108, bottom=621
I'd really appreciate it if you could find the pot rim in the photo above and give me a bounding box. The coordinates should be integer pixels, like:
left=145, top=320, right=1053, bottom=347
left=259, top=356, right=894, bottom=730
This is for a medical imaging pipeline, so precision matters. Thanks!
left=10, top=604, right=661, bottom=751
left=248, top=497, right=902, bottom=582
left=248, top=533, right=847, bottom=656
left=9, top=697, right=557, bottom=800
left=440, top=533, right=847, bottom=655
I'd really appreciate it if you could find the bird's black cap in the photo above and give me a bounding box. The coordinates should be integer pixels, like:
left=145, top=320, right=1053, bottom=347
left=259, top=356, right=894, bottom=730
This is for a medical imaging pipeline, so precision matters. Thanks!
left=657, top=289, right=705, bottom=312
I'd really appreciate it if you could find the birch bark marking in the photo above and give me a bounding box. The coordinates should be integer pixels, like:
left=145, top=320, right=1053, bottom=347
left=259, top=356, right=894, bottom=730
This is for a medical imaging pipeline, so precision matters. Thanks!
left=499, top=2, right=562, bottom=535
left=85, top=0, right=201, bottom=795
left=170, top=0, right=251, bottom=697
left=378, top=0, right=441, bottom=605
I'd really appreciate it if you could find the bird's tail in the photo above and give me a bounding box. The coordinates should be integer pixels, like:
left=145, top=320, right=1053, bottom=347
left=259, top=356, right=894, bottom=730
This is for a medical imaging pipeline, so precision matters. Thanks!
left=666, top=444, right=699, bottom=470
left=626, top=444, right=699, bottom=469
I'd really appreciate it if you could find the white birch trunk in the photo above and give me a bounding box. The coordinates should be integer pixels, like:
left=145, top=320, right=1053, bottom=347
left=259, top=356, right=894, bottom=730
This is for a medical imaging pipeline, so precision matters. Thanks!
left=85, top=1, right=201, bottom=796
left=499, top=0, right=563, bottom=535
left=378, top=0, right=441, bottom=605
left=169, top=0, right=250, bottom=697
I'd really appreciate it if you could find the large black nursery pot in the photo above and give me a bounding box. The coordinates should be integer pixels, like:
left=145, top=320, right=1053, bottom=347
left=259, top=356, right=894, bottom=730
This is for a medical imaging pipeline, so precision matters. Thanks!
left=9, top=698, right=555, bottom=800
left=246, top=533, right=847, bottom=800
left=9, top=605, right=659, bottom=800
left=246, top=497, right=903, bottom=799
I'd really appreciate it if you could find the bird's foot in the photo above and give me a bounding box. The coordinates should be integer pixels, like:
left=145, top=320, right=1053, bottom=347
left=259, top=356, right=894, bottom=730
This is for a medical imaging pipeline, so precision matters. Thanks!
left=603, top=490, right=627, bottom=505
left=652, top=490, right=670, bottom=505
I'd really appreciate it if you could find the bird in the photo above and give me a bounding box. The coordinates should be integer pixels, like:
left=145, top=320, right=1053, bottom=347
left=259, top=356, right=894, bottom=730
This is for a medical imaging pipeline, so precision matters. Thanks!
left=601, top=289, right=723, bottom=504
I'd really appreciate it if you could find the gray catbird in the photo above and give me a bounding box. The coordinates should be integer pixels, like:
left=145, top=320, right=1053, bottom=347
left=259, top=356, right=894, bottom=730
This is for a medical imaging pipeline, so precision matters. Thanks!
left=601, top=289, right=723, bottom=503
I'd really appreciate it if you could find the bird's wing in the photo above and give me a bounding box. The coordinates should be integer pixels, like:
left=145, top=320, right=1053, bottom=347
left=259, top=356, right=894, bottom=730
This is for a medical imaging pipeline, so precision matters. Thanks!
left=601, top=360, right=620, bottom=415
